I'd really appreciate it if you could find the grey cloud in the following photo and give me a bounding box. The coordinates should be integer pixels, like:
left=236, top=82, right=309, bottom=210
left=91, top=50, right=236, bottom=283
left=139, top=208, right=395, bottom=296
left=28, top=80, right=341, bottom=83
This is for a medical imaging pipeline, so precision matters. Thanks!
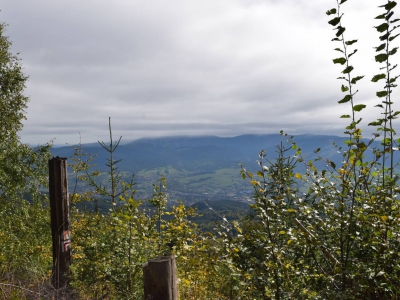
left=1, top=0, right=391, bottom=145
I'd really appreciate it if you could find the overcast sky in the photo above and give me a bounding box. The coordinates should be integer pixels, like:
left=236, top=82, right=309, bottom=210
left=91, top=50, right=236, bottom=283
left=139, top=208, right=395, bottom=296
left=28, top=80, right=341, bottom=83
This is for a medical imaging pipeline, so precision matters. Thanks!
left=1, top=0, right=397, bottom=145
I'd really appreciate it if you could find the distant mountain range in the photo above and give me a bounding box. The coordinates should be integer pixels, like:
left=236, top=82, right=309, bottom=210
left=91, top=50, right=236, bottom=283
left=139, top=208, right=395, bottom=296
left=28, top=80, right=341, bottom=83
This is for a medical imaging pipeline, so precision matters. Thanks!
left=50, top=134, right=385, bottom=204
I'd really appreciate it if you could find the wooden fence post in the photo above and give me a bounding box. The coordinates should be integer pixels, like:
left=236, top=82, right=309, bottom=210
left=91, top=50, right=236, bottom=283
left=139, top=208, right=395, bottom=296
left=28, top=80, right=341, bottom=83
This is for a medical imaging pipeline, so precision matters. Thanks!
left=49, top=157, right=71, bottom=289
left=143, top=254, right=178, bottom=300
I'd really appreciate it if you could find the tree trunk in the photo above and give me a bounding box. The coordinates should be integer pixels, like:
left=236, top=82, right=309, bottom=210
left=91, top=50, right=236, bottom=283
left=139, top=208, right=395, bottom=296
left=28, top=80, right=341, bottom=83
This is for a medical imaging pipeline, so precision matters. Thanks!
left=143, top=254, right=178, bottom=300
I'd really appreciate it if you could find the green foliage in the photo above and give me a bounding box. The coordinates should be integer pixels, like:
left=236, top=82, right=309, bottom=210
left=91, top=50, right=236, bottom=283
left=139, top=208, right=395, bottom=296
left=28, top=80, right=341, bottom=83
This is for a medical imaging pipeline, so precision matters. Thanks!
left=236, top=142, right=304, bottom=299
left=0, top=21, right=53, bottom=299
left=68, top=126, right=234, bottom=299
left=0, top=22, right=52, bottom=202
left=83, top=117, right=134, bottom=211
left=228, top=1, right=400, bottom=299
left=0, top=199, right=53, bottom=299
left=70, top=197, right=159, bottom=299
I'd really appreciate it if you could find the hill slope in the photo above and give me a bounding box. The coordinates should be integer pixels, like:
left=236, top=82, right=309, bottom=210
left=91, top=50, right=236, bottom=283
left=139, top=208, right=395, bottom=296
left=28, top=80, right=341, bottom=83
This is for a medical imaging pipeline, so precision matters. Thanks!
left=51, top=134, right=382, bottom=203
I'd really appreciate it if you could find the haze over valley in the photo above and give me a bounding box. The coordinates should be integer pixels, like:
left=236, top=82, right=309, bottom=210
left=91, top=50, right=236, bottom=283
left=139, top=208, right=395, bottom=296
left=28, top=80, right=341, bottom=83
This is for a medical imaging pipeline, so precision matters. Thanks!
left=51, top=133, right=382, bottom=206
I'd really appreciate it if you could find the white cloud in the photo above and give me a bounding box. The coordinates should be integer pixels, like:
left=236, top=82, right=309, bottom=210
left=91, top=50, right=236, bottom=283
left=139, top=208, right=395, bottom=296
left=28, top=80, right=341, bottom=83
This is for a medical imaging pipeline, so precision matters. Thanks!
left=1, top=0, right=398, bottom=145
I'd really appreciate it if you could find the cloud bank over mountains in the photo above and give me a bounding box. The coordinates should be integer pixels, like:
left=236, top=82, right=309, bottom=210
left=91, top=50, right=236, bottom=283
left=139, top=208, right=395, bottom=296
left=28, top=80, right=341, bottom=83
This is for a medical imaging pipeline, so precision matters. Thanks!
left=1, top=0, right=387, bottom=145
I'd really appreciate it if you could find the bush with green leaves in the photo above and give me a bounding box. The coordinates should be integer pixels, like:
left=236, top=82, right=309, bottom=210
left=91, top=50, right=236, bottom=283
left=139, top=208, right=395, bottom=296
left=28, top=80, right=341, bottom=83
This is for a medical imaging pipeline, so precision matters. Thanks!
left=0, top=22, right=52, bottom=203
left=68, top=125, right=234, bottom=299
left=0, top=21, right=53, bottom=299
left=232, top=0, right=400, bottom=299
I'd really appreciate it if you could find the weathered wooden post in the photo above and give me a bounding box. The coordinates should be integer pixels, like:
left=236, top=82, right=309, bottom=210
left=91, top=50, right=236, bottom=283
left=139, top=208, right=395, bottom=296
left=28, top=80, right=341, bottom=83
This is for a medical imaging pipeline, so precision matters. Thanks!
left=143, top=254, right=178, bottom=300
left=49, top=157, right=71, bottom=289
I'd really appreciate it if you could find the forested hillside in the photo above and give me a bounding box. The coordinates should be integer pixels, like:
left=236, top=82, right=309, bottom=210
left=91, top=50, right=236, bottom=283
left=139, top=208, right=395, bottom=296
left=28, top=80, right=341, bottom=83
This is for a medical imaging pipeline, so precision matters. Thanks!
left=51, top=134, right=385, bottom=204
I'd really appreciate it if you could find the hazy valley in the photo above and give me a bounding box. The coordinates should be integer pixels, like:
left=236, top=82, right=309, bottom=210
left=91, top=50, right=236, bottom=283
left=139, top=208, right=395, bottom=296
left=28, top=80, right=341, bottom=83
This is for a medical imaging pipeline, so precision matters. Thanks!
left=51, top=133, right=375, bottom=206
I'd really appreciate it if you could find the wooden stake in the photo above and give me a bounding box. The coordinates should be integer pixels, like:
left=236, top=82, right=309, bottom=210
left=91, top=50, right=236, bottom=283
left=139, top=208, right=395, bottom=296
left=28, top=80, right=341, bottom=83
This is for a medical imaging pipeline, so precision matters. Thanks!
left=143, top=254, right=178, bottom=300
left=49, top=157, right=71, bottom=289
